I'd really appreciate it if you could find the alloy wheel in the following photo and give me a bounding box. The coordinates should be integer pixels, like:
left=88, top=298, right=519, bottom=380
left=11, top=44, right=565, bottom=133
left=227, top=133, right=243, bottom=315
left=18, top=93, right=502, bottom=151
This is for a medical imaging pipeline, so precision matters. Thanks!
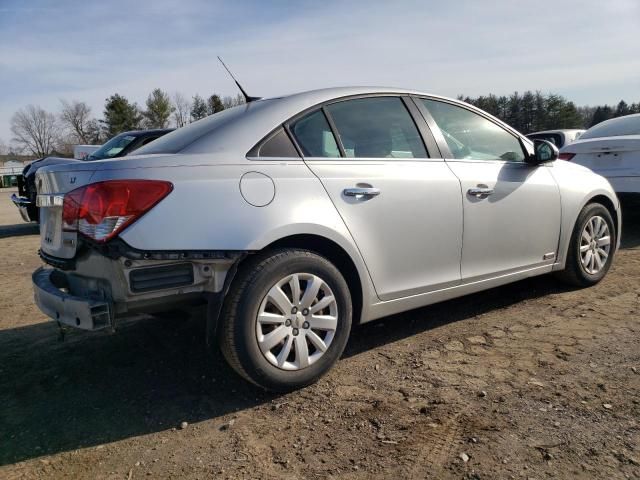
left=255, top=273, right=338, bottom=370
left=580, top=215, right=611, bottom=275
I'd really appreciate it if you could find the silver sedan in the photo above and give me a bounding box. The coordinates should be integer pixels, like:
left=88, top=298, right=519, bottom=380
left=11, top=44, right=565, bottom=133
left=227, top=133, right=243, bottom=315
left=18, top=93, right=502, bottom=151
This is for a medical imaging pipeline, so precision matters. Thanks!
left=32, top=87, right=620, bottom=391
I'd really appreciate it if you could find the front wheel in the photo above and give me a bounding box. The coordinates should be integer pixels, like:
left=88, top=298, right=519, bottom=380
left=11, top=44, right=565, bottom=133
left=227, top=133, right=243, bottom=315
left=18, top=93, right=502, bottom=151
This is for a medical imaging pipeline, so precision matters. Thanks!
left=218, top=249, right=352, bottom=391
left=556, top=202, right=616, bottom=287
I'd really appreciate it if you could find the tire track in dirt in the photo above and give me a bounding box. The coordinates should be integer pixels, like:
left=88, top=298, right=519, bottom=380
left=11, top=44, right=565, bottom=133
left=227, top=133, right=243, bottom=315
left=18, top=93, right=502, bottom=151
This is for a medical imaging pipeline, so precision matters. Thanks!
left=405, top=412, right=464, bottom=479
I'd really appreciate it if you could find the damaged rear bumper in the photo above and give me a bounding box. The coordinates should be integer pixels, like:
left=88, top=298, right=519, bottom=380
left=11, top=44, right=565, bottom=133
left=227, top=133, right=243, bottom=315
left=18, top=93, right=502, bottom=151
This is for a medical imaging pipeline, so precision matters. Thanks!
left=33, top=267, right=112, bottom=330
left=33, top=247, right=244, bottom=331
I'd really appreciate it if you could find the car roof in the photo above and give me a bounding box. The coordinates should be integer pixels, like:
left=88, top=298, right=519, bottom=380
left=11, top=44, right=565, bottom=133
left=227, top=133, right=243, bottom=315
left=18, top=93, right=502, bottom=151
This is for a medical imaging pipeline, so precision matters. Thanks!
left=579, top=113, right=640, bottom=140
left=134, top=86, right=520, bottom=158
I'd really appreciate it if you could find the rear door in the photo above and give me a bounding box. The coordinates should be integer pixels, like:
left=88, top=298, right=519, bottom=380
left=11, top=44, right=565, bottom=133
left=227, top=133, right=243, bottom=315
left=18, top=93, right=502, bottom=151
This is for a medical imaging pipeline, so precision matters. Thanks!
left=288, top=95, right=463, bottom=301
left=416, top=97, right=561, bottom=281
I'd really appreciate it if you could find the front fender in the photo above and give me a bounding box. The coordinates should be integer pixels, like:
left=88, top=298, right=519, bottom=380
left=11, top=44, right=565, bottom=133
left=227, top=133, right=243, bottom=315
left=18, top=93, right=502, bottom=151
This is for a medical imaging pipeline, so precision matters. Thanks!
left=549, top=162, right=621, bottom=270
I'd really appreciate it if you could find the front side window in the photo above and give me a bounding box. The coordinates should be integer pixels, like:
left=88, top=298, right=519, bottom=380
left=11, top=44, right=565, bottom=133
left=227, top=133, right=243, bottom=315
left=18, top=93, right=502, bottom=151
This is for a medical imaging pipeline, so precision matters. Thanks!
left=326, top=97, right=427, bottom=158
left=422, top=99, right=525, bottom=162
left=290, top=110, right=340, bottom=158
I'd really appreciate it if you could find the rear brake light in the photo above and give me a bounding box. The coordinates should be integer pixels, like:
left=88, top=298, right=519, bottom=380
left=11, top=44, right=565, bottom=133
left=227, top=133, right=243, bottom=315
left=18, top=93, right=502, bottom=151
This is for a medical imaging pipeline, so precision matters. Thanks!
left=62, top=180, right=173, bottom=242
left=558, top=152, right=575, bottom=161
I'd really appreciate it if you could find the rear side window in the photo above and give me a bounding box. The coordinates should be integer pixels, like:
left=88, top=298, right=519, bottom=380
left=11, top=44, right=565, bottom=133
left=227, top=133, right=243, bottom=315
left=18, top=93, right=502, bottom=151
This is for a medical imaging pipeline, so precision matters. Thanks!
left=422, top=99, right=525, bottom=162
left=290, top=110, right=340, bottom=158
left=326, top=97, right=427, bottom=158
left=248, top=128, right=300, bottom=158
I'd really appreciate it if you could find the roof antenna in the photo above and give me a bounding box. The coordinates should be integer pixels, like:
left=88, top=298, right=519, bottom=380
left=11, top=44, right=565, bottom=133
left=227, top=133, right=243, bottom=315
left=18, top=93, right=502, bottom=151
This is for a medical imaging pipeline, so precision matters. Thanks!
left=217, top=56, right=261, bottom=103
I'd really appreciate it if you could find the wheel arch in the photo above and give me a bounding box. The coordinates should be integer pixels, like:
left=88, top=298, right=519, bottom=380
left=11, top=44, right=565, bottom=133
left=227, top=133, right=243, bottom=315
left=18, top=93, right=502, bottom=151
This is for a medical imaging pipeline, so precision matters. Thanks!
left=259, top=234, right=365, bottom=326
left=587, top=194, right=619, bottom=239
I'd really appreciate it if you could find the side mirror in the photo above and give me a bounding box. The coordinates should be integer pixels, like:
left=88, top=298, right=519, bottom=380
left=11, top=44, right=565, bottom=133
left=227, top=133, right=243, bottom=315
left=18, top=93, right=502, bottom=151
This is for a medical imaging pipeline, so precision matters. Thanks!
left=529, top=139, right=558, bottom=164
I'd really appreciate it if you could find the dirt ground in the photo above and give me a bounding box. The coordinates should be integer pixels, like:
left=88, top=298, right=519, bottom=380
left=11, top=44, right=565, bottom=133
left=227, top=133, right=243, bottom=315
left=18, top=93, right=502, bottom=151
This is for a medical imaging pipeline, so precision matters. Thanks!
left=0, top=192, right=639, bottom=479
left=0, top=188, right=25, bottom=225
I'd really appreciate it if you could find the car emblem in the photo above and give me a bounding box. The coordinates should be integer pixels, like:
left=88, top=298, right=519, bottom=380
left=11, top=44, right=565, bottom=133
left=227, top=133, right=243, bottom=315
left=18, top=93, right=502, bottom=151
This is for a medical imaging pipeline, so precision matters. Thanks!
left=70, top=176, right=76, bottom=184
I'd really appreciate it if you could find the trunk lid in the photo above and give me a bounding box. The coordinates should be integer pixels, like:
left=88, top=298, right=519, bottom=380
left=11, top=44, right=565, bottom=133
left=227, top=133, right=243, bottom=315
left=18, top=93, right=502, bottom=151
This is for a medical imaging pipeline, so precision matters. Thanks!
left=563, top=136, right=640, bottom=176
left=37, top=167, right=95, bottom=259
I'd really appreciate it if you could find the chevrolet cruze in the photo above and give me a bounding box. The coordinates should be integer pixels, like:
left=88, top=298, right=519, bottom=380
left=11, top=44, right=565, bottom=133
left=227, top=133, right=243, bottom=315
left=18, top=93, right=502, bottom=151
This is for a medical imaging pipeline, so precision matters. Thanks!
left=32, top=87, right=620, bottom=391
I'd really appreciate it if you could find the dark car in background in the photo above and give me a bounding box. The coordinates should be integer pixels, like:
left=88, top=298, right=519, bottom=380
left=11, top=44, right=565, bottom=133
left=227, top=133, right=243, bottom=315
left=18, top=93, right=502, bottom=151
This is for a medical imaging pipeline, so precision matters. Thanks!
left=11, top=129, right=173, bottom=222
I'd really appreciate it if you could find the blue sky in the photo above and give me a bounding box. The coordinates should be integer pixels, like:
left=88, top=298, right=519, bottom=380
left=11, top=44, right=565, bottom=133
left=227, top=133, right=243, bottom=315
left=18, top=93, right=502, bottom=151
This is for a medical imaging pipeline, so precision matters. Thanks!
left=1, top=0, right=639, bottom=145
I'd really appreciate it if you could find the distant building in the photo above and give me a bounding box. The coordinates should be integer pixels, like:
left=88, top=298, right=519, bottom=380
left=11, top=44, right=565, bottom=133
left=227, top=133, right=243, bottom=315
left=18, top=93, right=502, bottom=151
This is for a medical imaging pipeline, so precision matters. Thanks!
left=0, top=154, right=38, bottom=168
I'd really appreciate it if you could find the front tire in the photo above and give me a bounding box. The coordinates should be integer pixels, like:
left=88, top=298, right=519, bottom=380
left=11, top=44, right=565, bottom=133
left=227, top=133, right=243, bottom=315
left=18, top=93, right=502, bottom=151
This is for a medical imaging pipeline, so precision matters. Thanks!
left=556, top=202, right=616, bottom=287
left=218, top=249, right=352, bottom=392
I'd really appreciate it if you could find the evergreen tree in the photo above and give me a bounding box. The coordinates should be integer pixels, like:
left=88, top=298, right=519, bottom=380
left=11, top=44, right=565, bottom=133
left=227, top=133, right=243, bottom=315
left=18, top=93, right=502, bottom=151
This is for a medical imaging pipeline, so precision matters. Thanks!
left=207, top=94, right=225, bottom=115
left=589, top=105, right=613, bottom=127
left=101, top=94, right=142, bottom=137
left=506, top=92, right=522, bottom=131
left=557, top=101, right=583, bottom=129
left=143, top=88, right=174, bottom=128
left=190, top=94, right=208, bottom=121
left=520, top=91, right=536, bottom=133
left=614, top=100, right=631, bottom=118
left=533, top=91, right=547, bottom=131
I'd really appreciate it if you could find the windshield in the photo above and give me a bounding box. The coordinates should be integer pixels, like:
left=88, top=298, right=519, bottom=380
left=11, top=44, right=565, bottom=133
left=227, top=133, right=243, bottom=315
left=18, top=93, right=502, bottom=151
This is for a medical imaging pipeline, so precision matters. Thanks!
left=87, top=134, right=136, bottom=160
left=581, top=114, right=640, bottom=140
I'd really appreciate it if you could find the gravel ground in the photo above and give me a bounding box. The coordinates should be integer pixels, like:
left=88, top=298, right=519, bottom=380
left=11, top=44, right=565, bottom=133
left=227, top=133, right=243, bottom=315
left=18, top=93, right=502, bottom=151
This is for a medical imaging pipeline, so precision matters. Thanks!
left=0, top=199, right=638, bottom=479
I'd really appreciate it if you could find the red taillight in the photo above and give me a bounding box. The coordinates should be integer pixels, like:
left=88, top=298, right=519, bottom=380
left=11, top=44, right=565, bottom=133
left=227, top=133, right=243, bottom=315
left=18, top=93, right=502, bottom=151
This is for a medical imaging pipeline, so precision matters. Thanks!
left=558, top=152, right=575, bottom=161
left=62, top=180, right=173, bottom=242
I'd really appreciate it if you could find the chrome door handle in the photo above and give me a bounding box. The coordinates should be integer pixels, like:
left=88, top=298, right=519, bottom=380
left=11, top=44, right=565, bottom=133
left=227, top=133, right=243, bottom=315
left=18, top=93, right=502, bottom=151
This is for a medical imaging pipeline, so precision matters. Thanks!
left=343, top=187, right=381, bottom=198
left=467, top=187, right=494, bottom=198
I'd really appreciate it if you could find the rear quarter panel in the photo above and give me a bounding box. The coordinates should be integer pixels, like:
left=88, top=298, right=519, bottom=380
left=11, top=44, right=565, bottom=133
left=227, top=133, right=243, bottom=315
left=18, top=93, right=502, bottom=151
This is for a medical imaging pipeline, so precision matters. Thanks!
left=88, top=155, right=379, bottom=317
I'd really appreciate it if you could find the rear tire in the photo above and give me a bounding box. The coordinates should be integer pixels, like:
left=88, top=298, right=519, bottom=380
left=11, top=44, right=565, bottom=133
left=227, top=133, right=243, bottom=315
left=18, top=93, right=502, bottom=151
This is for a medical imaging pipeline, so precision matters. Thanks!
left=218, top=249, right=352, bottom=392
left=556, top=203, right=616, bottom=287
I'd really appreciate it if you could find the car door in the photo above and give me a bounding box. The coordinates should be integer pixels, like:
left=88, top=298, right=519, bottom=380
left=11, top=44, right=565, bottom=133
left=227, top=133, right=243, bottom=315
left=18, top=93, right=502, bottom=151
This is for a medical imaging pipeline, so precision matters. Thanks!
left=416, top=97, right=561, bottom=281
left=287, top=95, right=463, bottom=301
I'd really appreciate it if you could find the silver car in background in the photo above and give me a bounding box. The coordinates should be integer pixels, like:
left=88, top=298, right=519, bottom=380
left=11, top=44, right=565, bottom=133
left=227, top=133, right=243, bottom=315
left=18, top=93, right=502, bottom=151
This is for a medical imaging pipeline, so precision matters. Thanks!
left=32, top=87, right=620, bottom=391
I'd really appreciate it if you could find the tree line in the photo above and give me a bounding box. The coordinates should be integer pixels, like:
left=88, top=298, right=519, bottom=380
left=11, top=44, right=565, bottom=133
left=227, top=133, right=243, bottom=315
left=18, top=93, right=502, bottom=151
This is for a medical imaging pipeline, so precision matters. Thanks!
left=458, top=91, right=640, bottom=134
left=6, top=89, right=245, bottom=157
left=5, top=88, right=639, bottom=158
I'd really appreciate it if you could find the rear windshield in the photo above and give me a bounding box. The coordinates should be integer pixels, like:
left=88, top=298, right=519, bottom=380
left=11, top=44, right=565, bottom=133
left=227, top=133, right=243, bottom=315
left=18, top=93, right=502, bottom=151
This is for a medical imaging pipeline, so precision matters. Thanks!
left=527, top=133, right=563, bottom=147
left=133, top=102, right=261, bottom=155
left=580, top=115, right=640, bottom=140
left=88, top=134, right=136, bottom=160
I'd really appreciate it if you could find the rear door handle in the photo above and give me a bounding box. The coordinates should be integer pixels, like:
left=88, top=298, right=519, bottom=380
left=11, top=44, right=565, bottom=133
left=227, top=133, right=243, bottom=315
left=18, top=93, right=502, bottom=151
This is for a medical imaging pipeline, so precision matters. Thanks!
left=467, top=186, right=494, bottom=198
left=343, top=187, right=381, bottom=198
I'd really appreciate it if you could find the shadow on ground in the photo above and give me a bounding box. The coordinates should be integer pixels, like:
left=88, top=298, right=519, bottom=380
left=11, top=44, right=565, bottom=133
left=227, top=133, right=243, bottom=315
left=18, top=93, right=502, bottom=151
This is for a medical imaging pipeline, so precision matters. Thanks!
left=0, top=273, right=571, bottom=466
left=0, top=223, right=38, bottom=239
left=1, top=208, right=638, bottom=466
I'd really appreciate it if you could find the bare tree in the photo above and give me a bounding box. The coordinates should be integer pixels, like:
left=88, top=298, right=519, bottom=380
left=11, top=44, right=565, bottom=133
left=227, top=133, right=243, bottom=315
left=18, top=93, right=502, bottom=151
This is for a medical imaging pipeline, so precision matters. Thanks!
left=11, top=105, right=61, bottom=157
left=59, top=100, right=95, bottom=144
left=0, top=138, right=7, bottom=155
left=222, top=93, right=245, bottom=109
left=172, top=92, right=191, bottom=128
